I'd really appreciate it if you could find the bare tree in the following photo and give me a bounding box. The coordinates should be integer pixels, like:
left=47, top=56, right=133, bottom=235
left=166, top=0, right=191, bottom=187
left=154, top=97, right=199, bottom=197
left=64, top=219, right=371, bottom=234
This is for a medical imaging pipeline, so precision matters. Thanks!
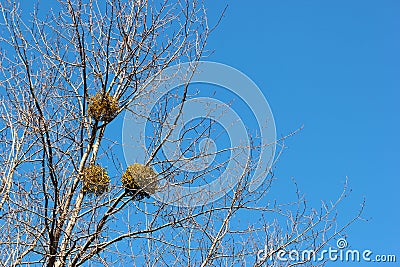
left=0, top=0, right=362, bottom=266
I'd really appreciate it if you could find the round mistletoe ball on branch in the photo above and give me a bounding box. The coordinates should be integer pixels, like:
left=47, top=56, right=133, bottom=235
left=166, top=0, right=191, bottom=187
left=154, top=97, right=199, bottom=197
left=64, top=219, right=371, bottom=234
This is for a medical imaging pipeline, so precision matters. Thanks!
left=87, top=92, right=119, bottom=121
left=82, top=165, right=110, bottom=195
left=121, top=163, right=158, bottom=200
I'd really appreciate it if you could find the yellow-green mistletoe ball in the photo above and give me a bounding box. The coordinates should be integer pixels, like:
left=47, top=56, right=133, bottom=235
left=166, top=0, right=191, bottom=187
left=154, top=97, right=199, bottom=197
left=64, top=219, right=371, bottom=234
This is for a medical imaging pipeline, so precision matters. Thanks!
left=87, top=92, right=119, bottom=121
left=82, top=165, right=110, bottom=194
left=121, top=163, right=158, bottom=199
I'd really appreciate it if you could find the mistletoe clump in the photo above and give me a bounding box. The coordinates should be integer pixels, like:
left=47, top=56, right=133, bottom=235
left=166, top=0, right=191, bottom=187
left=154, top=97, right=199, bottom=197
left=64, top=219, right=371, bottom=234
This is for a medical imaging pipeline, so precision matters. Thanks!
left=121, top=163, right=158, bottom=200
left=87, top=92, right=119, bottom=121
left=82, top=165, right=110, bottom=195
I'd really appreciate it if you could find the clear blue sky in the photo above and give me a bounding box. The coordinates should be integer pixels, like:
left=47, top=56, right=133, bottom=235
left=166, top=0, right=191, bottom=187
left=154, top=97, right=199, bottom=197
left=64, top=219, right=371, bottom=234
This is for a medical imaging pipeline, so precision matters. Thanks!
left=206, top=0, right=399, bottom=265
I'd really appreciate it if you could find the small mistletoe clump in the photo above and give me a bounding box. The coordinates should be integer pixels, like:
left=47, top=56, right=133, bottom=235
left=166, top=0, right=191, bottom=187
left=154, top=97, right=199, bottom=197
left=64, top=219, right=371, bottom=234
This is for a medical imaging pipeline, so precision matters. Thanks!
left=87, top=92, right=119, bottom=121
left=82, top=165, right=110, bottom=195
left=121, top=163, right=158, bottom=200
